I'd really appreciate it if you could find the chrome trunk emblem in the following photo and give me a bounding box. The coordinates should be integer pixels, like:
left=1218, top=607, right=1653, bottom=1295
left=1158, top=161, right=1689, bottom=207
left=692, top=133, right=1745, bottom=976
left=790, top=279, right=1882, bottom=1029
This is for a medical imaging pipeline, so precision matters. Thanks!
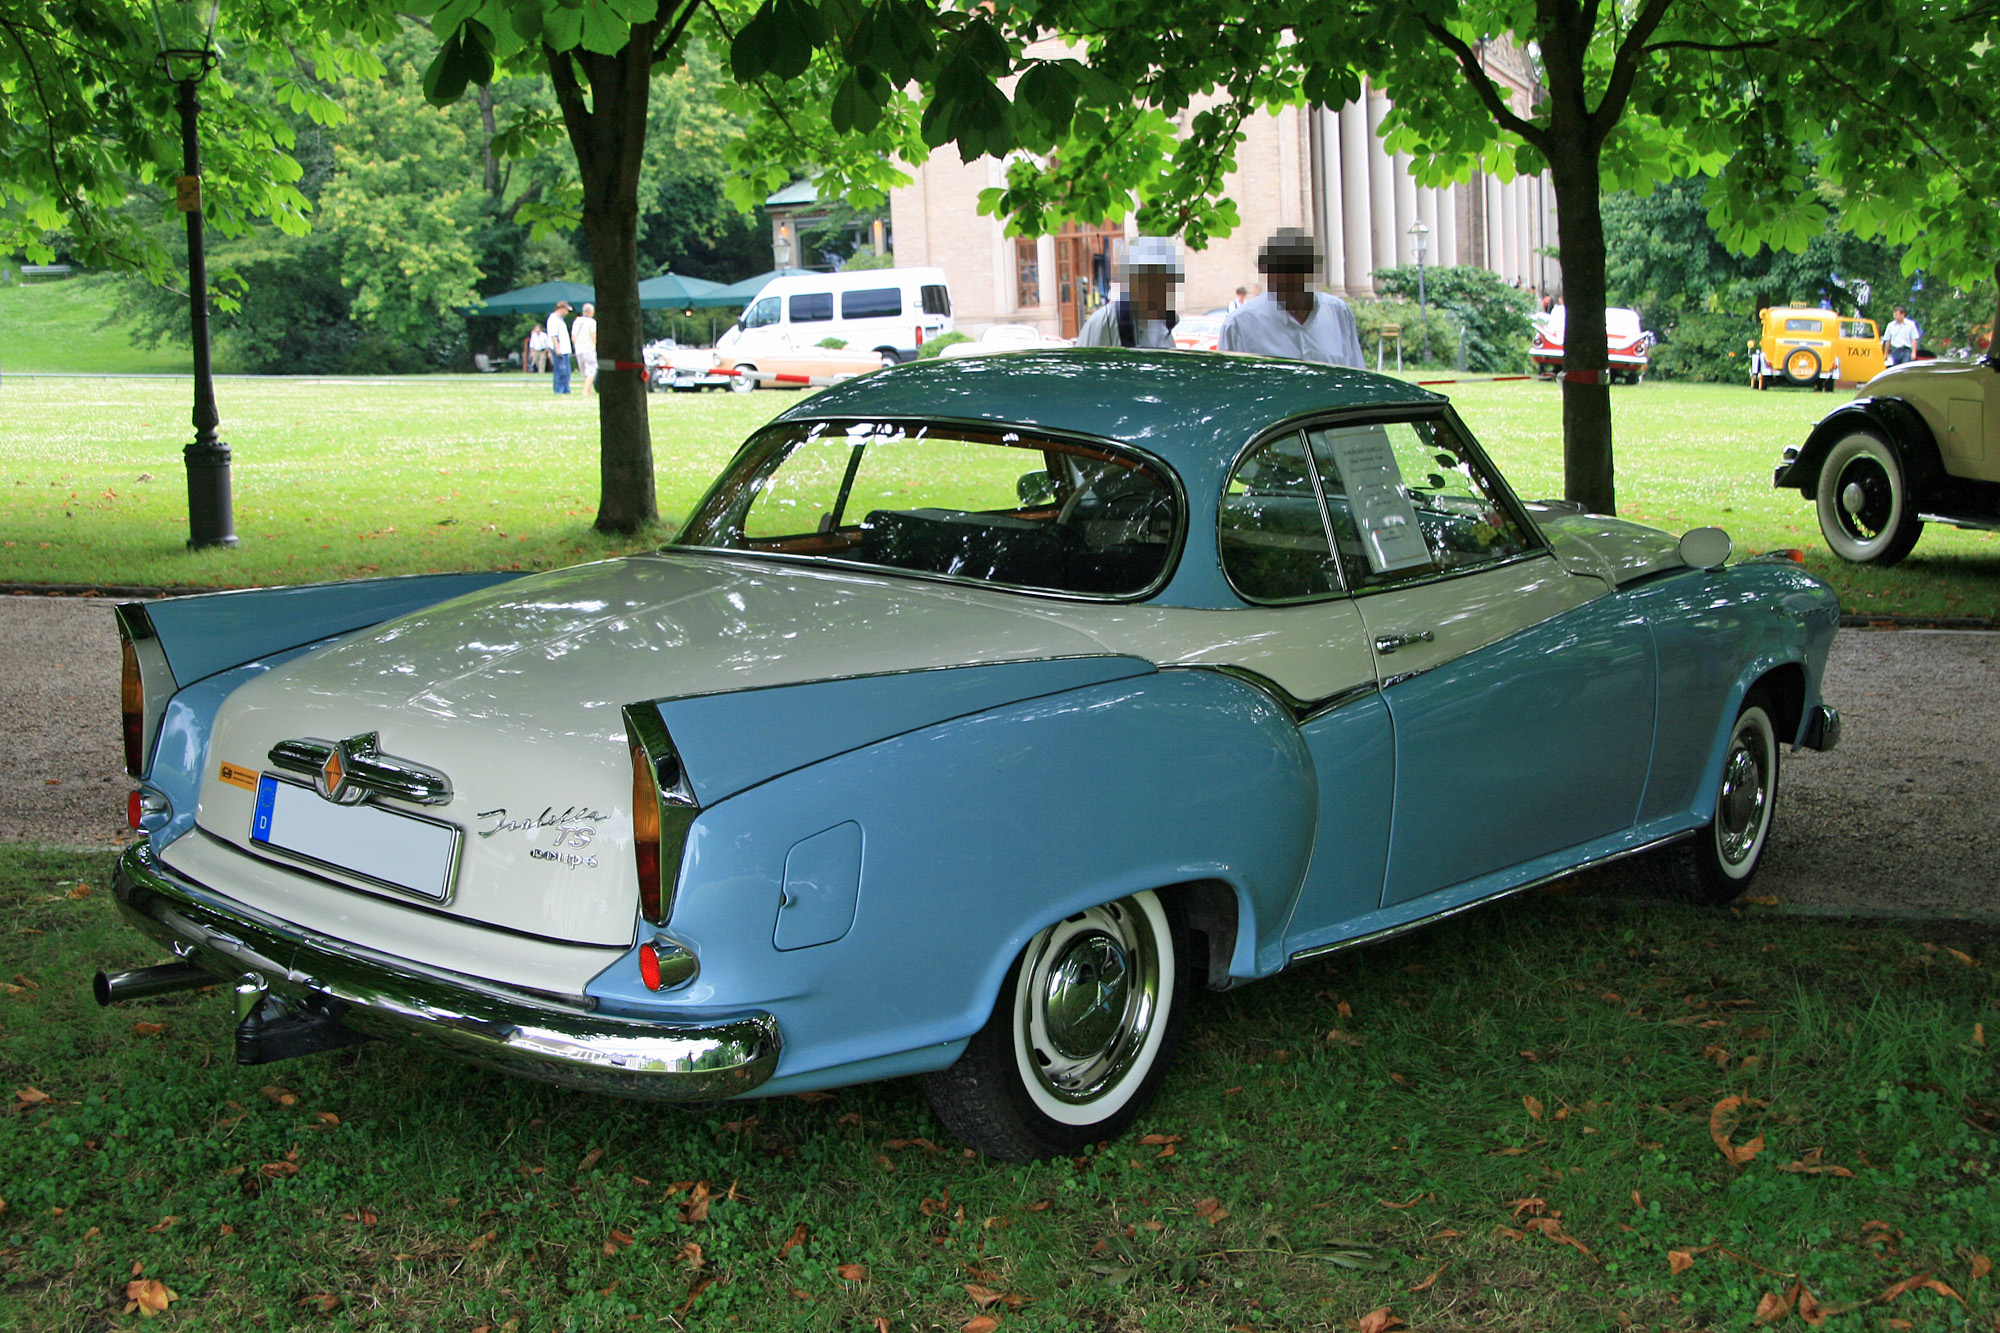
left=268, top=733, right=453, bottom=807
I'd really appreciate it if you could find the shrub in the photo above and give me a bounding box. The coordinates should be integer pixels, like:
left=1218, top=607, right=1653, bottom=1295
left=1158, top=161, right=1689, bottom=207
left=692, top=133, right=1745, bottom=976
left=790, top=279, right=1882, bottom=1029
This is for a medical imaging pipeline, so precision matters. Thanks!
left=816, top=337, right=849, bottom=349
left=1648, top=311, right=1756, bottom=383
left=1371, top=265, right=1535, bottom=373
left=1351, top=300, right=1460, bottom=370
left=917, top=331, right=972, bottom=359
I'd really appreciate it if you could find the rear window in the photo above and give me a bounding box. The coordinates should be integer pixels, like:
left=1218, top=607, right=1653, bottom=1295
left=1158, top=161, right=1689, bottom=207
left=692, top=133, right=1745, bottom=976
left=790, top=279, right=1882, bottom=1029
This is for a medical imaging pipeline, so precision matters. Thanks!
left=675, top=420, right=1180, bottom=598
left=1784, top=317, right=1826, bottom=334
left=920, top=284, right=951, bottom=317
left=841, top=287, right=903, bottom=320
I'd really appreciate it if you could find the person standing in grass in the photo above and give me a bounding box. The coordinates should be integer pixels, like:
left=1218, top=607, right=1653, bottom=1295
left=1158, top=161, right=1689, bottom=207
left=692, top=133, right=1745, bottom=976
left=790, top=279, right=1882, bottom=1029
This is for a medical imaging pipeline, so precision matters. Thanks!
left=1883, top=307, right=1921, bottom=365
left=573, top=303, right=599, bottom=396
left=547, top=301, right=574, bottom=394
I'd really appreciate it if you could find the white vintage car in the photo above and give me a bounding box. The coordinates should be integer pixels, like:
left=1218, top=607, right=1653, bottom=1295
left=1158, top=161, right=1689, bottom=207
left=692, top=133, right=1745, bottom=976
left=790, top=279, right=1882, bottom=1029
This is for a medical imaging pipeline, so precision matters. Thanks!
left=1775, top=349, right=2000, bottom=564
left=102, top=350, right=1841, bottom=1161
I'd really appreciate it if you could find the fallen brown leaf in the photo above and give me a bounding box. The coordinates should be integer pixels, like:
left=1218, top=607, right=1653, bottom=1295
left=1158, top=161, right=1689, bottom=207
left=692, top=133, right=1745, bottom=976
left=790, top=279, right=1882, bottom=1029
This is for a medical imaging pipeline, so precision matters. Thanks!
left=1971, top=1253, right=1992, bottom=1280
left=1669, top=1250, right=1695, bottom=1275
left=838, top=1263, right=869, bottom=1281
left=1406, top=1262, right=1448, bottom=1293
left=1709, top=1096, right=1767, bottom=1166
left=1754, top=1289, right=1791, bottom=1323
left=577, top=1147, right=604, bottom=1172
left=298, top=1294, right=341, bottom=1314
left=963, top=1318, right=1000, bottom=1333
left=1355, top=1306, right=1405, bottom=1333
left=1194, top=1197, right=1230, bottom=1225
left=778, top=1222, right=809, bottom=1259
left=123, top=1279, right=177, bottom=1319
left=1523, top=1094, right=1545, bottom=1121
left=131, top=1022, right=167, bottom=1036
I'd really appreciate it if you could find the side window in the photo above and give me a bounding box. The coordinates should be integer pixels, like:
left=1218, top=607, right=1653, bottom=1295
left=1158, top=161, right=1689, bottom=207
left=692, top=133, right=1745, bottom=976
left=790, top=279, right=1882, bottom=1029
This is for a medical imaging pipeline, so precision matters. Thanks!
left=744, top=297, right=780, bottom=329
left=841, top=287, right=903, bottom=320
left=920, top=284, right=952, bottom=317
left=1218, top=433, right=1343, bottom=602
left=1305, top=418, right=1538, bottom=590
left=791, top=292, right=834, bottom=323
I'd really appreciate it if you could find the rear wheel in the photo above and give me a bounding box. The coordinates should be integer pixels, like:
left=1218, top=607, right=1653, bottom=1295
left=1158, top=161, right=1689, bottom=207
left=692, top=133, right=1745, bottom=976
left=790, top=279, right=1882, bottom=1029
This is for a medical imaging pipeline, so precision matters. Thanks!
left=925, top=891, right=1188, bottom=1161
left=728, top=365, right=759, bottom=393
left=876, top=350, right=900, bottom=369
left=1815, top=427, right=1923, bottom=565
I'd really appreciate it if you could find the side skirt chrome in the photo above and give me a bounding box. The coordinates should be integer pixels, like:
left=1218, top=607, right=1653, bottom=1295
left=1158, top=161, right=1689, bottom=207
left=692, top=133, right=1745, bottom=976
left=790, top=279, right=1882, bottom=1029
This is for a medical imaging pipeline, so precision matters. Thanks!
left=1286, top=831, right=1692, bottom=966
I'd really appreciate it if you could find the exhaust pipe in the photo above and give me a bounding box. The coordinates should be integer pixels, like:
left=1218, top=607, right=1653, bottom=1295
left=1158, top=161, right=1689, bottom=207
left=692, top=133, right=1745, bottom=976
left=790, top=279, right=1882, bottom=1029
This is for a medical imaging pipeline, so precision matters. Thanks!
left=93, top=962, right=212, bottom=1006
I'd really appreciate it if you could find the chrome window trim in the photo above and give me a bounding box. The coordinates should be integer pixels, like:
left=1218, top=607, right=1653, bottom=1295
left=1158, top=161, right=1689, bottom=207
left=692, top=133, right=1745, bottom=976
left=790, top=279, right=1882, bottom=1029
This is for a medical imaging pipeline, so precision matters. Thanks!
left=669, top=413, right=1189, bottom=605
left=1216, top=426, right=1354, bottom=607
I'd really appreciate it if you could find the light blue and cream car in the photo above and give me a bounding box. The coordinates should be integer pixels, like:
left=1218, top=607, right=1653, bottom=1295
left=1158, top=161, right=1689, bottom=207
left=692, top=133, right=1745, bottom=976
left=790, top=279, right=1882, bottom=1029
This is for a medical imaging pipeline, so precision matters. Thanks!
left=103, top=350, right=1841, bottom=1161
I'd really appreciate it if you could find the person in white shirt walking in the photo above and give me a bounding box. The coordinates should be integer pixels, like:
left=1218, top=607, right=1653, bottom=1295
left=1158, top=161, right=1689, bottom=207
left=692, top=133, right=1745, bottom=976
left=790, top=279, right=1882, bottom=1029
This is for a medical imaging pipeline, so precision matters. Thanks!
left=1883, top=307, right=1921, bottom=365
left=1219, top=228, right=1364, bottom=368
left=547, top=301, right=574, bottom=394
left=572, top=302, right=599, bottom=395
left=1074, top=237, right=1182, bottom=349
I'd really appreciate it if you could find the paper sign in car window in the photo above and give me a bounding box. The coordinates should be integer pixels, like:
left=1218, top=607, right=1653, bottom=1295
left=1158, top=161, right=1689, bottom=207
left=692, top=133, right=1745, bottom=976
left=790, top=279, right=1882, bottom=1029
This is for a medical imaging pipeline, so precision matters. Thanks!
left=1319, top=425, right=1432, bottom=573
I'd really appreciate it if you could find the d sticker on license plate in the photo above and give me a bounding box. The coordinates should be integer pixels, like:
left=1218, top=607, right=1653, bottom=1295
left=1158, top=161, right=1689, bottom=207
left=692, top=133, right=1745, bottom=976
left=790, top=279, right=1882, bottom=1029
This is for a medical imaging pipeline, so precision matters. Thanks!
left=251, top=774, right=460, bottom=902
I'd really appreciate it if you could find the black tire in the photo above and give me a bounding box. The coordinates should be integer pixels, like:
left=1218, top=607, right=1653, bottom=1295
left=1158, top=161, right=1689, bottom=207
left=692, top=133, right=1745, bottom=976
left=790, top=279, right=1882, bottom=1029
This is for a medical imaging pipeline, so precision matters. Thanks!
left=1815, top=427, right=1923, bottom=565
left=1782, top=346, right=1822, bottom=386
left=876, top=350, right=900, bottom=369
left=1653, top=691, right=1782, bottom=905
left=728, top=365, right=758, bottom=393
left=924, top=891, right=1189, bottom=1162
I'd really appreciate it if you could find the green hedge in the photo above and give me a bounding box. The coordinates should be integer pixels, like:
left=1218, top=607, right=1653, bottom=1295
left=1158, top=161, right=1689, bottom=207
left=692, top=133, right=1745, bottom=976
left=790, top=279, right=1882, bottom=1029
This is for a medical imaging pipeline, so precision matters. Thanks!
left=1351, top=300, right=1460, bottom=370
left=1648, top=311, right=1756, bottom=383
left=1371, top=265, right=1535, bottom=373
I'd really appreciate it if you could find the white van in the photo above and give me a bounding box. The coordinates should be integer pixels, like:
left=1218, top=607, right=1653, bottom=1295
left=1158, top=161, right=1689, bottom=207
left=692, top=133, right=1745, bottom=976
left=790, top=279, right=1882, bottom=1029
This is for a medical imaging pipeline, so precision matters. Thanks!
left=721, top=267, right=953, bottom=365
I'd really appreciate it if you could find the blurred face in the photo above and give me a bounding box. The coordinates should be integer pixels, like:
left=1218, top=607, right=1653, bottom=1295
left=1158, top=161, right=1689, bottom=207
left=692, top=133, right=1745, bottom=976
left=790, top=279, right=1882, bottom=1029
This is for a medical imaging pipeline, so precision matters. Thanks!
left=1265, top=265, right=1312, bottom=316
left=1128, top=270, right=1174, bottom=320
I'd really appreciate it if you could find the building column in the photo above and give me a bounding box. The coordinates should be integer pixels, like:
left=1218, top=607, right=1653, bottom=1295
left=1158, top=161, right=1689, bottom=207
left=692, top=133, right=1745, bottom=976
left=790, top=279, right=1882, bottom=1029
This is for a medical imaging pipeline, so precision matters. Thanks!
left=1500, top=175, right=1521, bottom=285
left=1392, top=151, right=1417, bottom=266
left=1484, top=174, right=1505, bottom=280
left=1316, top=107, right=1345, bottom=294
left=1366, top=94, right=1394, bottom=292
left=1339, top=100, right=1373, bottom=296
left=1416, top=185, right=1438, bottom=270
left=1437, top=182, right=1459, bottom=267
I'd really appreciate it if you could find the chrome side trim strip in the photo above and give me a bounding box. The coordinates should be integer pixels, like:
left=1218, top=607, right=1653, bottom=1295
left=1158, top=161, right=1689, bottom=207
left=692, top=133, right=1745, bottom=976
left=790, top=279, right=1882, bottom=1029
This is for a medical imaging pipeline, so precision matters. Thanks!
left=1169, top=665, right=1381, bottom=726
left=1286, top=832, right=1690, bottom=966
left=1919, top=512, right=2000, bottom=533
left=112, top=843, right=779, bottom=1101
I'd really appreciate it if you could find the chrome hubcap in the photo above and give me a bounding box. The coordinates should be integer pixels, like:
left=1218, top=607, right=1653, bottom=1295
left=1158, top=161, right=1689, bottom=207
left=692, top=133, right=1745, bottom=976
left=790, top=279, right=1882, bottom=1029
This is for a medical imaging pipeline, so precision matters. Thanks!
left=1018, top=901, right=1160, bottom=1104
left=1717, top=740, right=1767, bottom=865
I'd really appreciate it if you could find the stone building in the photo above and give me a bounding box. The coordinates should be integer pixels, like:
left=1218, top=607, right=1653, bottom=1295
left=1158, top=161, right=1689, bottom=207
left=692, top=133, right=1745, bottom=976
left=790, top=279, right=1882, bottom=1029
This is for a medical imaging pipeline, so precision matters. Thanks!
left=880, top=46, right=1559, bottom=339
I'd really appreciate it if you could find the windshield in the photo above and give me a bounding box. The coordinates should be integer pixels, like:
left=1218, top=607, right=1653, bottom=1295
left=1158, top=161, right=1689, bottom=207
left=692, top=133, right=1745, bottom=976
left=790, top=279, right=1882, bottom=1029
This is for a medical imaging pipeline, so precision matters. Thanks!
left=674, top=419, right=1182, bottom=598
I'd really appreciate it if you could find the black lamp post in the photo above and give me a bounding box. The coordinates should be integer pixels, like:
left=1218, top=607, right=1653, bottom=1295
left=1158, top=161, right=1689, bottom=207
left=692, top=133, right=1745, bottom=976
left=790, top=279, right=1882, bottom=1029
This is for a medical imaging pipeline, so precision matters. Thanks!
left=1408, top=219, right=1431, bottom=366
left=154, top=0, right=236, bottom=550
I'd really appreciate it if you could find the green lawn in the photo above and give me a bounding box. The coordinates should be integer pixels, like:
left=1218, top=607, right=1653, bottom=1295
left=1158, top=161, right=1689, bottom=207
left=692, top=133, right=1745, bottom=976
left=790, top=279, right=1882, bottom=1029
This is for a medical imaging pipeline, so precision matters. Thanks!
left=3, top=846, right=1995, bottom=1332
left=1, top=373, right=1998, bottom=615
left=0, top=277, right=196, bottom=376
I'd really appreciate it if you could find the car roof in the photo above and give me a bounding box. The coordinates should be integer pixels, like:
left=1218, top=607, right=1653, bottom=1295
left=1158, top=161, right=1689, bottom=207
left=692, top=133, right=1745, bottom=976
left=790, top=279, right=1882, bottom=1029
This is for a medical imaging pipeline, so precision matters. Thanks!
left=776, top=348, right=1446, bottom=475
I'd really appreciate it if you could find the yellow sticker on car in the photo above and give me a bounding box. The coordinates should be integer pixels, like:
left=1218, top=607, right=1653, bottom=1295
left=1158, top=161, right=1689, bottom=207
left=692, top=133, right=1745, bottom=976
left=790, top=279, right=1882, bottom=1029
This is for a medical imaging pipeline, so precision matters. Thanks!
left=217, top=762, right=259, bottom=791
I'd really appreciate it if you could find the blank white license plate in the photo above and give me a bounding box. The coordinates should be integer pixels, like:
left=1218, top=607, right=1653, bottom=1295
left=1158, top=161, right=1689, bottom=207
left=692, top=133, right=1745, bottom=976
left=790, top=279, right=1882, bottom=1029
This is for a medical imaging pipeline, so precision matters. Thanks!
left=251, top=775, right=460, bottom=902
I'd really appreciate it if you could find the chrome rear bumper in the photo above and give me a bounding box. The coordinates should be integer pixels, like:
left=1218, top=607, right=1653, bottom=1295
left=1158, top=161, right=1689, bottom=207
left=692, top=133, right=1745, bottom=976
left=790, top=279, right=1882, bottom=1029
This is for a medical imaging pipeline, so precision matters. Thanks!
left=110, top=842, right=780, bottom=1100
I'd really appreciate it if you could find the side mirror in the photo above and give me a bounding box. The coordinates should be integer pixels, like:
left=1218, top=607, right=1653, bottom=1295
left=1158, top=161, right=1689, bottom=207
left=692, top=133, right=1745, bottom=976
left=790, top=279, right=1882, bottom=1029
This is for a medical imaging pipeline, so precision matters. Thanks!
left=1017, top=471, right=1056, bottom=506
left=1679, top=526, right=1733, bottom=570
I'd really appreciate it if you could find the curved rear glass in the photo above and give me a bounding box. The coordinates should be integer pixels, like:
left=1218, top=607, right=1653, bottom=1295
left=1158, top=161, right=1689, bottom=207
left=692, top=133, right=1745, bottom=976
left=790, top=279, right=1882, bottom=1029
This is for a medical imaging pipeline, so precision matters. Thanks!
left=674, top=419, right=1181, bottom=597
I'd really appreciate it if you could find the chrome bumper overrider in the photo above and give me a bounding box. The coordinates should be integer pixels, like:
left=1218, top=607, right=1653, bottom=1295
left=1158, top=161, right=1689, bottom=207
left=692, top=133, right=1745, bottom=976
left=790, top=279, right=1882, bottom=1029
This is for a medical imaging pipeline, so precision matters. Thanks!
left=110, top=843, right=780, bottom=1100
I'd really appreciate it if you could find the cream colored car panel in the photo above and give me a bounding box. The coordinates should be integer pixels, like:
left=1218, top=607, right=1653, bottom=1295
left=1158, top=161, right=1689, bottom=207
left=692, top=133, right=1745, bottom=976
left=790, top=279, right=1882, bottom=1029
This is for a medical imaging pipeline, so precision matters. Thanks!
left=1350, top=552, right=1603, bottom=682
left=1861, top=358, right=2000, bottom=484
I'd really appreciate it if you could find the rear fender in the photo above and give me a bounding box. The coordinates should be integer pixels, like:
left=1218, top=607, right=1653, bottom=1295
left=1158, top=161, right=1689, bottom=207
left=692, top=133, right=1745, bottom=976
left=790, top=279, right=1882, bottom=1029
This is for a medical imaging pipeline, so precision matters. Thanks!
left=598, top=669, right=1316, bottom=1088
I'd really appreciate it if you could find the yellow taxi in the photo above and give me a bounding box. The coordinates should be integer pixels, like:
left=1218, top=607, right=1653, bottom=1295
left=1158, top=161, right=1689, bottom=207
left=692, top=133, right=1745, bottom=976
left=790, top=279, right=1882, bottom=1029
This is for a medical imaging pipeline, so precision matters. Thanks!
left=1749, top=307, right=1885, bottom=390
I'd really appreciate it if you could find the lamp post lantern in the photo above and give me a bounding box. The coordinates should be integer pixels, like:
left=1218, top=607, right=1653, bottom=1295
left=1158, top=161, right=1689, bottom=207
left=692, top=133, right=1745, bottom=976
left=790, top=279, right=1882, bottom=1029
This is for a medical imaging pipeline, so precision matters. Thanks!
left=154, top=0, right=236, bottom=550
left=773, top=227, right=794, bottom=272
left=1408, top=220, right=1431, bottom=366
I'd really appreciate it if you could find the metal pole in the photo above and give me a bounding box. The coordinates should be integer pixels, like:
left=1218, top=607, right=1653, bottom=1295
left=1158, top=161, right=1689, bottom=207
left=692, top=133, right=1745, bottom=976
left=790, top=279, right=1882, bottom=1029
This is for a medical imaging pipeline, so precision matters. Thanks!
left=177, top=75, right=235, bottom=550
left=1417, top=249, right=1429, bottom=364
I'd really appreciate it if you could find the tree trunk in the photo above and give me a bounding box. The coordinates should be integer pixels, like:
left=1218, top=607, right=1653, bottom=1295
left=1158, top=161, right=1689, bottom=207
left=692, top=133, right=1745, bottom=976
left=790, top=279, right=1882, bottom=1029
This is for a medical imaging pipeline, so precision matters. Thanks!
left=1546, top=144, right=1616, bottom=515
left=548, top=32, right=662, bottom=535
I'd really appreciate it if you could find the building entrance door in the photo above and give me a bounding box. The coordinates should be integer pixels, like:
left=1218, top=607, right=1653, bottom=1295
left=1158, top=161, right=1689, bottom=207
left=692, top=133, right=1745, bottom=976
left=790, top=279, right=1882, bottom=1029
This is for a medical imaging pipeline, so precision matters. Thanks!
left=1054, top=223, right=1121, bottom=339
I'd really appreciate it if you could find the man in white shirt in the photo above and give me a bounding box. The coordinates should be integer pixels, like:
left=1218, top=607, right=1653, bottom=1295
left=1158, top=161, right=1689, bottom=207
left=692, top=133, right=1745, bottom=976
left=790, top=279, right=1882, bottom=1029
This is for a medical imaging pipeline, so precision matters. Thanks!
left=1883, top=307, right=1920, bottom=365
left=572, top=302, right=599, bottom=395
left=1075, top=236, right=1181, bottom=349
left=547, top=301, right=574, bottom=394
left=1219, top=228, right=1364, bottom=368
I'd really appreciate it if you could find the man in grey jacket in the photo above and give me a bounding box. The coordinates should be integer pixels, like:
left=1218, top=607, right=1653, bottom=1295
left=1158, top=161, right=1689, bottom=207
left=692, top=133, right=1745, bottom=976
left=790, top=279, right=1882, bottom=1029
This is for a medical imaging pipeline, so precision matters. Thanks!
left=1075, top=237, right=1182, bottom=349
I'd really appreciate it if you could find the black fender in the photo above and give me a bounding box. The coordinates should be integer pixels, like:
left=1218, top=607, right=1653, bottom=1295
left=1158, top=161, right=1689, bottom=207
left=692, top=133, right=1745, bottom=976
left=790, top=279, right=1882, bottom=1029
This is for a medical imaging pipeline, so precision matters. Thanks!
left=1784, top=397, right=1943, bottom=505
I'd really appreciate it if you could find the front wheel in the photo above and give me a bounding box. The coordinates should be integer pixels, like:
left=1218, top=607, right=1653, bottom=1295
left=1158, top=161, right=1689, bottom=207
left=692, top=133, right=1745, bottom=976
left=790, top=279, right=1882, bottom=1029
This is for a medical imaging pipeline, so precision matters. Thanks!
left=1815, top=428, right=1923, bottom=565
left=1652, top=692, right=1782, bottom=904
left=925, top=891, right=1188, bottom=1161
left=728, top=365, right=759, bottom=393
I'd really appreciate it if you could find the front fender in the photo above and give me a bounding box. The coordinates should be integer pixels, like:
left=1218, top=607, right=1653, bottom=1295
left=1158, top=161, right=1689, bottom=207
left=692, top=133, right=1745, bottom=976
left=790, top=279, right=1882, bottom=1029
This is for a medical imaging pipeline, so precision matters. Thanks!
left=606, top=669, right=1315, bottom=1090
left=1782, top=397, right=1942, bottom=502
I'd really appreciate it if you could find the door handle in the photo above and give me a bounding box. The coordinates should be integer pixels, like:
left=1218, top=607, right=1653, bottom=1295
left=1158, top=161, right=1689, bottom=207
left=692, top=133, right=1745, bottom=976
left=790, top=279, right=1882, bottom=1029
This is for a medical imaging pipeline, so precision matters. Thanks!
left=1373, top=630, right=1435, bottom=654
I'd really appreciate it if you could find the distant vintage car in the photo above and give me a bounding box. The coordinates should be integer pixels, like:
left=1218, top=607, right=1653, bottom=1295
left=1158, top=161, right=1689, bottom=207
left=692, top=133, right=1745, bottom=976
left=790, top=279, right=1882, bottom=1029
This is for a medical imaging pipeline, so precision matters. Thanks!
left=1749, top=307, right=1887, bottom=391
left=938, top=324, right=1073, bottom=358
left=103, top=350, right=1841, bottom=1161
left=1532, top=306, right=1655, bottom=384
left=1171, top=308, right=1229, bottom=353
left=1774, top=349, right=2000, bottom=564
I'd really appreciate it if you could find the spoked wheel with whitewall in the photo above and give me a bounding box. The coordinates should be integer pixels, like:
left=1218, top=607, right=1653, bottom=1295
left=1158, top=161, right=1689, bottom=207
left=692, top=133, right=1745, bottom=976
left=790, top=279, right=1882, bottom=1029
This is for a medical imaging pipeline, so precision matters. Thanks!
left=925, top=890, right=1189, bottom=1162
left=1651, top=689, right=1783, bottom=905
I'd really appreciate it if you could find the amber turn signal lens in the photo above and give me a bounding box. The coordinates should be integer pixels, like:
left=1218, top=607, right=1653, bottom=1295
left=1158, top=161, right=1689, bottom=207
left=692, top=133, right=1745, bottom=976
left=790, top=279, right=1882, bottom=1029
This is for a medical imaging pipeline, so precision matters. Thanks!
left=120, top=638, right=145, bottom=777
left=631, top=743, right=663, bottom=923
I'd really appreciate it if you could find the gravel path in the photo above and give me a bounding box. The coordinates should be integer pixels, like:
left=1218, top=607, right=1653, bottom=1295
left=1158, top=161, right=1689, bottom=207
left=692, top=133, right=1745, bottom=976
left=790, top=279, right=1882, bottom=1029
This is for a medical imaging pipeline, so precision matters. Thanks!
left=3, top=593, right=1993, bottom=919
